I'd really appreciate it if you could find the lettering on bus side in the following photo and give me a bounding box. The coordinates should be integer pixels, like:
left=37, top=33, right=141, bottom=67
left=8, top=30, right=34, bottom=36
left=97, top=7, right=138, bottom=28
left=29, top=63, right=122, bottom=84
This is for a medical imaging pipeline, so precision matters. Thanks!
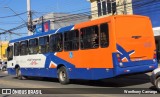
left=27, top=59, right=42, bottom=65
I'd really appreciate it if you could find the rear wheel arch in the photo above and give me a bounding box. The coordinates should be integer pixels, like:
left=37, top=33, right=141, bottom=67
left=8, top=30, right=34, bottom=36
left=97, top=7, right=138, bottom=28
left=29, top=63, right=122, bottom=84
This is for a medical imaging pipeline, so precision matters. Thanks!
left=156, top=72, right=160, bottom=79
left=15, top=64, right=20, bottom=69
left=14, top=64, right=22, bottom=80
left=57, top=64, right=65, bottom=70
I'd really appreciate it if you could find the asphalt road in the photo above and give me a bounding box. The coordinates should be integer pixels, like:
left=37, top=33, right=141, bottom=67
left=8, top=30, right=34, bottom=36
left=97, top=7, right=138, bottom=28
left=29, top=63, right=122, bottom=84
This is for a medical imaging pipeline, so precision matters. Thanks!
left=0, top=71, right=159, bottom=97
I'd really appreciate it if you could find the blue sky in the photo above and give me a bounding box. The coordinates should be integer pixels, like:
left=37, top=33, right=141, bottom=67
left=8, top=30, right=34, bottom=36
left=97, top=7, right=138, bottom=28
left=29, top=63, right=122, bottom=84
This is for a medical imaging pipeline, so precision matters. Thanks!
left=0, top=0, right=90, bottom=40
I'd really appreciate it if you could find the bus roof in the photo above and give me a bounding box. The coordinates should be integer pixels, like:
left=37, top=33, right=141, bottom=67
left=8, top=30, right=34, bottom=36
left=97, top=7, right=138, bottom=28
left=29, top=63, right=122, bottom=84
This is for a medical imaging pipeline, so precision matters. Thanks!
left=10, top=25, right=74, bottom=43
left=10, top=15, right=149, bottom=43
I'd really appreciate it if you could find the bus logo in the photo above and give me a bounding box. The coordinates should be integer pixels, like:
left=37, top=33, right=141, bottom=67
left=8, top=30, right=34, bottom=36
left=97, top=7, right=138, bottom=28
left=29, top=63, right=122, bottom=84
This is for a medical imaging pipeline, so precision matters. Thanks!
left=69, top=52, right=73, bottom=58
left=30, top=60, right=38, bottom=65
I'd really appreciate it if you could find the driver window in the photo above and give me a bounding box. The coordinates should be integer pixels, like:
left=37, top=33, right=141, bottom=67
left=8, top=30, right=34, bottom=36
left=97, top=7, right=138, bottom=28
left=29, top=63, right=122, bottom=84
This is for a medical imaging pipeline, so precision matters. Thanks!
left=7, top=46, right=13, bottom=61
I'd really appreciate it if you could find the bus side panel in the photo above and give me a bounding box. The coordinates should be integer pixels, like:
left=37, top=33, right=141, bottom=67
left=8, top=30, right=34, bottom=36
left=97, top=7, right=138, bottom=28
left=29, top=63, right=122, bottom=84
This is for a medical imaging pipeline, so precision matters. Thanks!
left=56, top=17, right=116, bottom=69
left=45, top=53, right=115, bottom=80
left=7, top=50, right=115, bottom=80
left=7, top=68, right=16, bottom=75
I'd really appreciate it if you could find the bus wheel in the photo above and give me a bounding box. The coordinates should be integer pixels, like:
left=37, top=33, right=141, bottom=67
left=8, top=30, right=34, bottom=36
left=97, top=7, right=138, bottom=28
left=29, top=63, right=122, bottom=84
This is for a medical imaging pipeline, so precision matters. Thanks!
left=58, top=66, right=69, bottom=84
left=16, top=67, right=22, bottom=80
left=156, top=77, right=160, bottom=92
left=2, top=66, right=6, bottom=71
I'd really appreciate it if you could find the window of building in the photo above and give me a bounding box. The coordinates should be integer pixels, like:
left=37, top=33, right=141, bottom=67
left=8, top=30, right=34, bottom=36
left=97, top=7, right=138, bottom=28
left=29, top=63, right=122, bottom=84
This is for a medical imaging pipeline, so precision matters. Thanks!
left=97, top=0, right=116, bottom=17
left=20, top=40, right=28, bottom=55
left=29, top=38, right=38, bottom=54
left=102, top=1, right=107, bottom=15
left=39, top=36, right=49, bottom=53
left=107, top=0, right=112, bottom=13
left=50, top=33, right=63, bottom=52
left=14, top=42, right=19, bottom=56
left=7, top=46, right=13, bottom=61
left=98, top=0, right=102, bottom=16
left=100, top=23, right=109, bottom=48
left=112, top=0, right=116, bottom=14
left=64, top=30, right=79, bottom=51
left=80, top=25, right=99, bottom=49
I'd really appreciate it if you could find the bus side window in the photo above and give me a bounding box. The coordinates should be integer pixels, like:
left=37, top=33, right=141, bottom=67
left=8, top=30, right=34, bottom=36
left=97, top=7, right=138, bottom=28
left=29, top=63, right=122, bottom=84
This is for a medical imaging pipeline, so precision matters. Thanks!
left=20, top=41, right=28, bottom=55
left=39, top=36, right=49, bottom=54
left=100, top=23, right=109, bottom=48
left=14, top=42, right=19, bottom=56
left=7, top=46, right=13, bottom=61
left=64, top=30, right=79, bottom=51
left=29, top=38, right=38, bottom=54
left=50, top=33, right=63, bottom=52
left=80, top=25, right=99, bottom=50
left=91, top=26, right=99, bottom=48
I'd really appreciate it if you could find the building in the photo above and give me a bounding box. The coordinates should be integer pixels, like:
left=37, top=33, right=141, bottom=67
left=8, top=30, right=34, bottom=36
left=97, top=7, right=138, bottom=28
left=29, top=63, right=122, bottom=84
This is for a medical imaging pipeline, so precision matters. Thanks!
left=32, top=13, right=90, bottom=34
left=88, top=0, right=133, bottom=20
left=131, top=0, right=160, bottom=43
left=88, top=0, right=160, bottom=36
left=88, top=1, right=160, bottom=43
left=0, top=41, right=9, bottom=62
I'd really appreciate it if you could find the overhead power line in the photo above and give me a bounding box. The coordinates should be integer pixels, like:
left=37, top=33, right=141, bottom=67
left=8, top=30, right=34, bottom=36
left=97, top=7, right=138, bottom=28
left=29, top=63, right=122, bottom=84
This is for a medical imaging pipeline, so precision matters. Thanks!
left=0, top=11, right=27, bottom=18
left=0, top=28, right=21, bottom=36
left=1, top=0, right=160, bottom=34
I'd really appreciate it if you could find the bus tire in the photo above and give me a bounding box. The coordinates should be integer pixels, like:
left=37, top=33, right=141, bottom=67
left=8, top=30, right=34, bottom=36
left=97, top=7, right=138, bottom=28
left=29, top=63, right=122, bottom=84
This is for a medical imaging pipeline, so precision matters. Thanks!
left=16, top=67, right=22, bottom=80
left=2, top=66, right=6, bottom=71
left=58, top=66, right=69, bottom=84
left=155, top=77, right=160, bottom=92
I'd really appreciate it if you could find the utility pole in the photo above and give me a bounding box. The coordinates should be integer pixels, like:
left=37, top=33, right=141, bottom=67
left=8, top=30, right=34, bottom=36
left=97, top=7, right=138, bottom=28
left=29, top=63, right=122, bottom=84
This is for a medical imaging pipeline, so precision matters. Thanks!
left=27, top=0, right=33, bottom=35
left=124, top=0, right=127, bottom=14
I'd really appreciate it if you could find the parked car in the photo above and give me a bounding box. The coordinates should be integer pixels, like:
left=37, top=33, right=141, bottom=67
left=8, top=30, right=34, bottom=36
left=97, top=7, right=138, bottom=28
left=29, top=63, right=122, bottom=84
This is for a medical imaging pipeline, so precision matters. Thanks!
left=0, top=61, right=7, bottom=71
left=150, top=68, right=160, bottom=91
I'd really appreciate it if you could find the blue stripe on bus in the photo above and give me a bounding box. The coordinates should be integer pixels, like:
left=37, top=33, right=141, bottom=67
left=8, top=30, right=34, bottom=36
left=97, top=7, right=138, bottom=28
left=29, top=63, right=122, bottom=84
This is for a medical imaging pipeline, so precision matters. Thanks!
left=112, top=53, right=158, bottom=76
left=116, top=44, right=135, bottom=62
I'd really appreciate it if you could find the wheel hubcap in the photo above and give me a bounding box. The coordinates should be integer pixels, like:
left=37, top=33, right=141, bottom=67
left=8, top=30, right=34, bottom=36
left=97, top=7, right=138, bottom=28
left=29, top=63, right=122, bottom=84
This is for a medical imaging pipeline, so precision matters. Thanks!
left=158, top=81, right=160, bottom=88
left=18, top=70, right=21, bottom=78
left=59, top=71, right=66, bottom=81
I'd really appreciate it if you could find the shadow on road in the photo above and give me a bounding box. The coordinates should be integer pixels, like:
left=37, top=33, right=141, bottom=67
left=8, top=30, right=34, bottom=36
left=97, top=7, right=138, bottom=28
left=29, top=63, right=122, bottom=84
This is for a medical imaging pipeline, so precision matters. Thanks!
left=18, top=73, right=151, bottom=87
left=16, top=77, right=60, bottom=83
left=68, top=73, right=151, bottom=87
left=0, top=75, right=8, bottom=78
left=149, top=86, right=160, bottom=93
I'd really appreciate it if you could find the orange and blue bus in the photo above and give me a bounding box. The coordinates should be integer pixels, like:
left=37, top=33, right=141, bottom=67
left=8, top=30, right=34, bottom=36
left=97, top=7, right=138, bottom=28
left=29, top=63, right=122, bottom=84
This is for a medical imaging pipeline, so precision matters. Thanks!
left=7, top=15, right=158, bottom=84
